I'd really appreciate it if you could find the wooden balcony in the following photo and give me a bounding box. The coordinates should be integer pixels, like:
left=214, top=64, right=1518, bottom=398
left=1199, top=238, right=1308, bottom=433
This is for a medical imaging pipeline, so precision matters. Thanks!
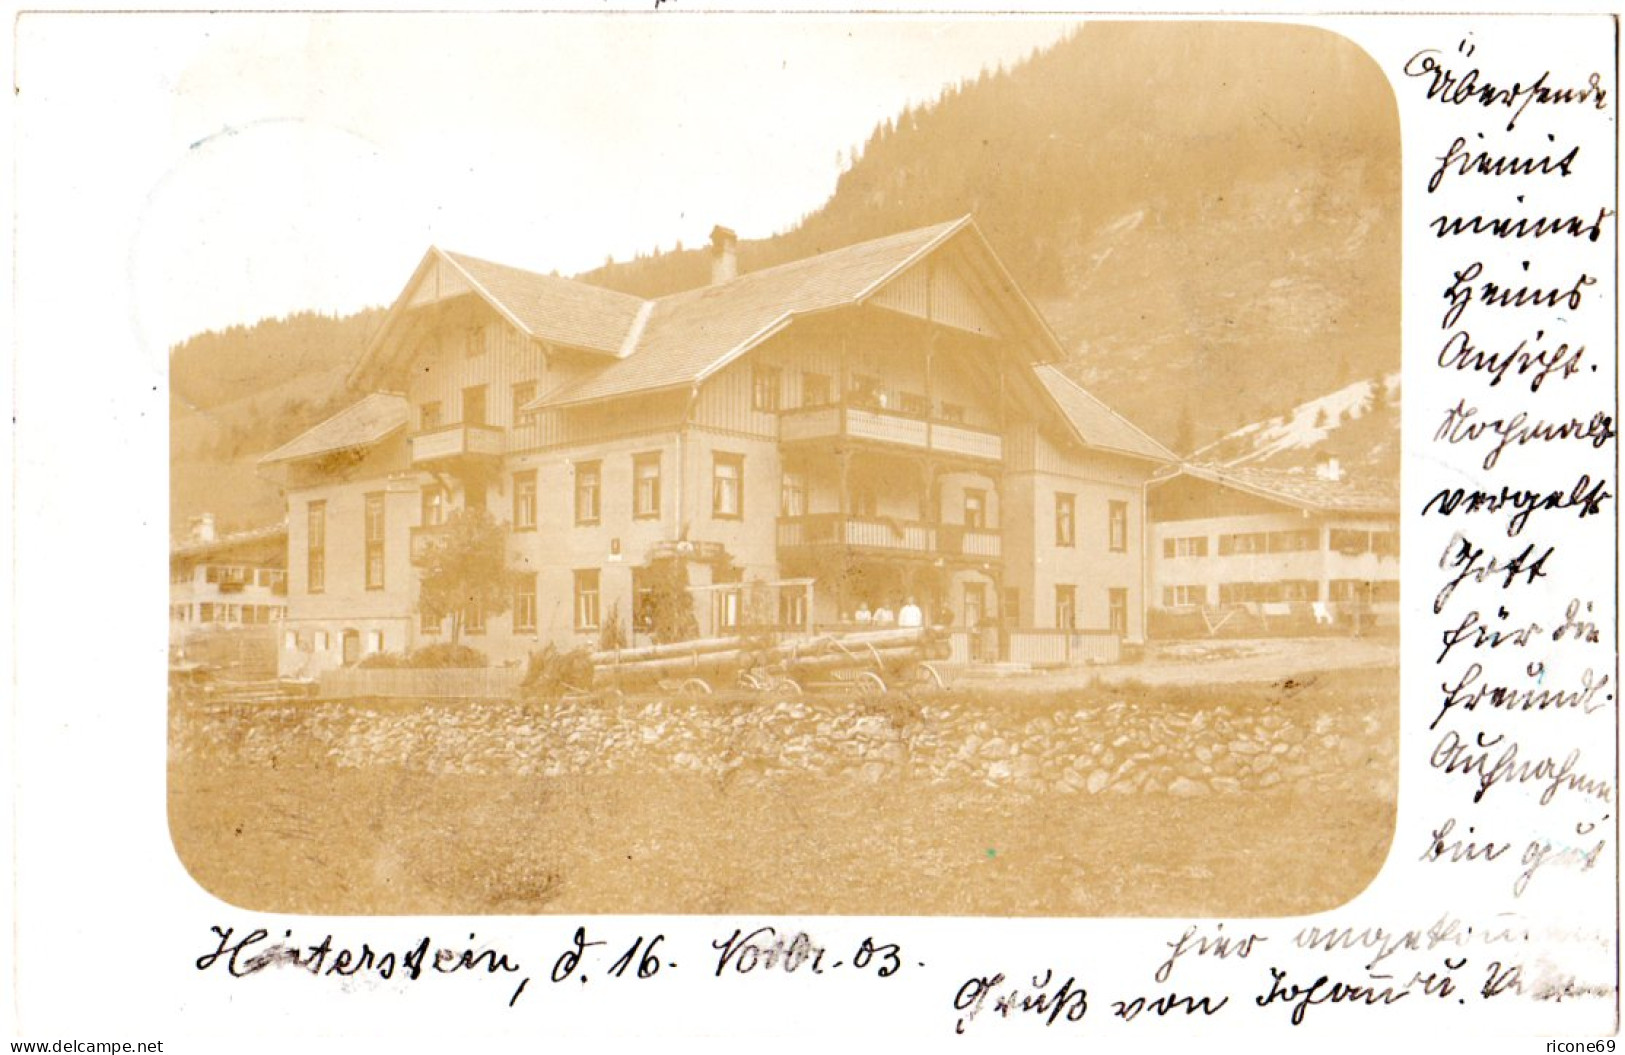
left=410, top=423, right=506, bottom=468
left=779, top=404, right=1003, bottom=462
left=410, top=523, right=450, bottom=562
left=778, top=514, right=1001, bottom=561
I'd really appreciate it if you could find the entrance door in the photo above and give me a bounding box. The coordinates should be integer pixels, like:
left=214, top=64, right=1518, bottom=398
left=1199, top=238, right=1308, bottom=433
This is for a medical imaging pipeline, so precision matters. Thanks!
left=342, top=629, right=361, bottom=666
left=962, top=582, right=987, bottom=661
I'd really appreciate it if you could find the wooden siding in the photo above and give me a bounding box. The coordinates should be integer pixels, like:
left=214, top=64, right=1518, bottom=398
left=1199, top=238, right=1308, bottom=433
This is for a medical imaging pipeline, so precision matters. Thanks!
left=869, top=257, right=1000, bottom=338
left=403, top=304, right=549, bottom=437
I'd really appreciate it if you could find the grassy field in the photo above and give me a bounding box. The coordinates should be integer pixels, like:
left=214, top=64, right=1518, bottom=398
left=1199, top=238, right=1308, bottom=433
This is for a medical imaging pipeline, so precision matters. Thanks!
left=169, top=664, right=1397, bottom=917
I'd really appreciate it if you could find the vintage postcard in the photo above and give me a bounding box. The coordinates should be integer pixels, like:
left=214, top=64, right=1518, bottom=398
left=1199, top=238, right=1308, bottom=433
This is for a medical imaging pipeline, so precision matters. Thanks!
left=9, top=9, right=1618, bottom=1049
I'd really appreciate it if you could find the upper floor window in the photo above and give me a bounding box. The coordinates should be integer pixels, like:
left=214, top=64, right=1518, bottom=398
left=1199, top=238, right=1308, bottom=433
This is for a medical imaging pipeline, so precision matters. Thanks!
left=419, top=401, right=442, bottom=431
left=633, top=453, right=662, bottom=519
left=513, top=470, right=537, bottom=531
left=939, top=402, right=967, bottom=424
left=465, top=325, right=486, bottom=358
left=801, top=372, right=832, bottom=408
left=964, top=489, right=987, bottom=531
left=713, top=453, right=744, bottom=519
left=575, top=461, right=601, bottom=525
left=1218, top=532, right=1268, bottom=556
left=364, top=492, right=385, bottom=590
left=752, top=365, right=782, bottom=412
left=307, top=500, right=326, bottom=594
left=1108, top=500, right=1128, bottom=552
left=1055, top=492, right=1076, bottom=547
left=1163, top=535, right=1208, bottom=558
left=898, top=392, right=930, bottom=418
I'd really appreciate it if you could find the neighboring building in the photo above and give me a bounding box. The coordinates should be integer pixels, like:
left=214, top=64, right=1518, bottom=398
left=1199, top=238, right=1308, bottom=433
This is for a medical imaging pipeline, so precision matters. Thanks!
left=1146, top=460, right=1399, bottom=633
left=260, top=217, right=1175, bottom=675
left=169, top=515, right=288, bottom=670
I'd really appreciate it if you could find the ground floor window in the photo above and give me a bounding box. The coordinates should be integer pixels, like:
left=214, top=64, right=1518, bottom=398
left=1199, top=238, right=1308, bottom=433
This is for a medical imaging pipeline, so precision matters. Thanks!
left=1163, top=584, right=1206, bottom=607
left=1054, top=585, right=1076, bottom=630
left=575, top=569, right=601, bottom=631
left=1108, top=588, right=1128, bottom=635
left=514, top=573, right=537, bottom=633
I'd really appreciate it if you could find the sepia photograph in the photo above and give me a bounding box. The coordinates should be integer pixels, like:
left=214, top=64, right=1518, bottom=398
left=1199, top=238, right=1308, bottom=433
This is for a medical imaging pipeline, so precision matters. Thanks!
left=161, top=17, right=1403, bottom=918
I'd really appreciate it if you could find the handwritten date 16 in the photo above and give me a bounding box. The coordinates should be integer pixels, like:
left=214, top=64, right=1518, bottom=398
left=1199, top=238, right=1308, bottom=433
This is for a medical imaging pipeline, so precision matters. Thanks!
left=712, top=927, right=904, bottom=978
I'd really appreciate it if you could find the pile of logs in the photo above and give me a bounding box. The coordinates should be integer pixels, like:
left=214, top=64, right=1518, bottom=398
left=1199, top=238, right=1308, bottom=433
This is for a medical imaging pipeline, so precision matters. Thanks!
left=589, top=635, right=762, bottom=687
left=589, top=627, right=948, bottom=688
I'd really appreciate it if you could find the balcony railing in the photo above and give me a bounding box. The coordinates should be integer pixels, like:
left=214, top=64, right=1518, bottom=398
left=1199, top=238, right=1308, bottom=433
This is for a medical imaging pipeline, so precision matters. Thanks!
left=410, top=523, right=450, bottom=561
left=410, top=423, right=506, bottom=466
left=778, top=514, right=1001, bottom=560
left=779, top=403, right=1003, bottom=461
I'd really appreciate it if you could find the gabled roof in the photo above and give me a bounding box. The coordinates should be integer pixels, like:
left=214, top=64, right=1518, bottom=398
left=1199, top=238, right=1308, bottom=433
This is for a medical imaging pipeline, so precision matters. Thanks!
left=533, top=218, right=978, bottom=408
left=440, top=251, right=646, bottom=355
left=170, top=522, right=287, bottom=561
left=258, top=393, right=410, bottom=465
left=1033, top=364, right=1177, bottom=463
left=1160, top=463, right=1398, bottom=515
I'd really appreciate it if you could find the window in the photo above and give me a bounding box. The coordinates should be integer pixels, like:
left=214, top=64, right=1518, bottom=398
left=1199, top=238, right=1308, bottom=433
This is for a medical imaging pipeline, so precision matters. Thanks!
left=1280, top=580, right=1319, bottom=602
left=1329, top=528, right=1369, bottom=554
left=464, top=479, right=486, bottom=516
left=314, top=630, right=330, bottom=651
left=465, top=324, right=486, bottom=358
left=1002, top=587, right=1021, bottom=626
left=205, top=565, right=221, bottom=584
left=713, top=568, right=743, bottom=631
left=421, top=609, right=441, bottom=634
left=464, top=603, right=486, bottom=635
left=365, top=630, right=384, bottom=655
left=574, top=569, right=601, bottom=631
left=940, top=402, right=967, bottom=424
left=422, top=485, right=446, bottom=527
left=1108, top=589, right=1128, bottom=635
left=307, top=501, right=326, bottom=593
left=1163, top=584, right=1207, bottom=607
left=364, top=493, right=385, bottom=590
left=1372, top=532, right=1399, bottom=557
left=780, top=471, right=807, bottom=518
left=1055, top=585, right=1077, bottom=630
left=779, top=588, right=809, bottom=629
left=575, top=461, right=601, bottom=525
left=1055, top=492, right=1076, bottom=547
left=1268, top=529, right=1320, bottom=553
left=283, top=630, right=297, bottom=651
left=513, top=470, right=537, bottom=531
left=852, top=485, right=878, bottom=518
left=752, top=365, right=782, bottom=411
left=633, top=453, right=662, bottom=519
left=802, top=372, right=832, bottom=407
left=1108, top=501, right=1128, bottom=552
left=513, top=573, right=537, bottom=633
left=964, top=489, right=987, bottom=530
left=1162, top=535, right=1209, bottom=558
left=511, top=381, right=537, bottom=424
left=1218, top=532, right=1268, bottom=556
left=898, top=392, right=930, bottom=417
left=712, top=453, right=743, bottom=519
left=849, top=374, right=881, bottom=407
left=420, top=401, right=442, bottom=430
left=462, top=384, right=487, bottom=426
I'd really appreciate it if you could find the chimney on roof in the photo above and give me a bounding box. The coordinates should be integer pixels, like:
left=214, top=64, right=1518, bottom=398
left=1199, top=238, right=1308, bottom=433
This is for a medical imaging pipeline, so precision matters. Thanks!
left=1315, top=454, right=1343, bottom=483
left=709, top=225, right=738, bottom=285
left=190, top=513, right=216, bottom=543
